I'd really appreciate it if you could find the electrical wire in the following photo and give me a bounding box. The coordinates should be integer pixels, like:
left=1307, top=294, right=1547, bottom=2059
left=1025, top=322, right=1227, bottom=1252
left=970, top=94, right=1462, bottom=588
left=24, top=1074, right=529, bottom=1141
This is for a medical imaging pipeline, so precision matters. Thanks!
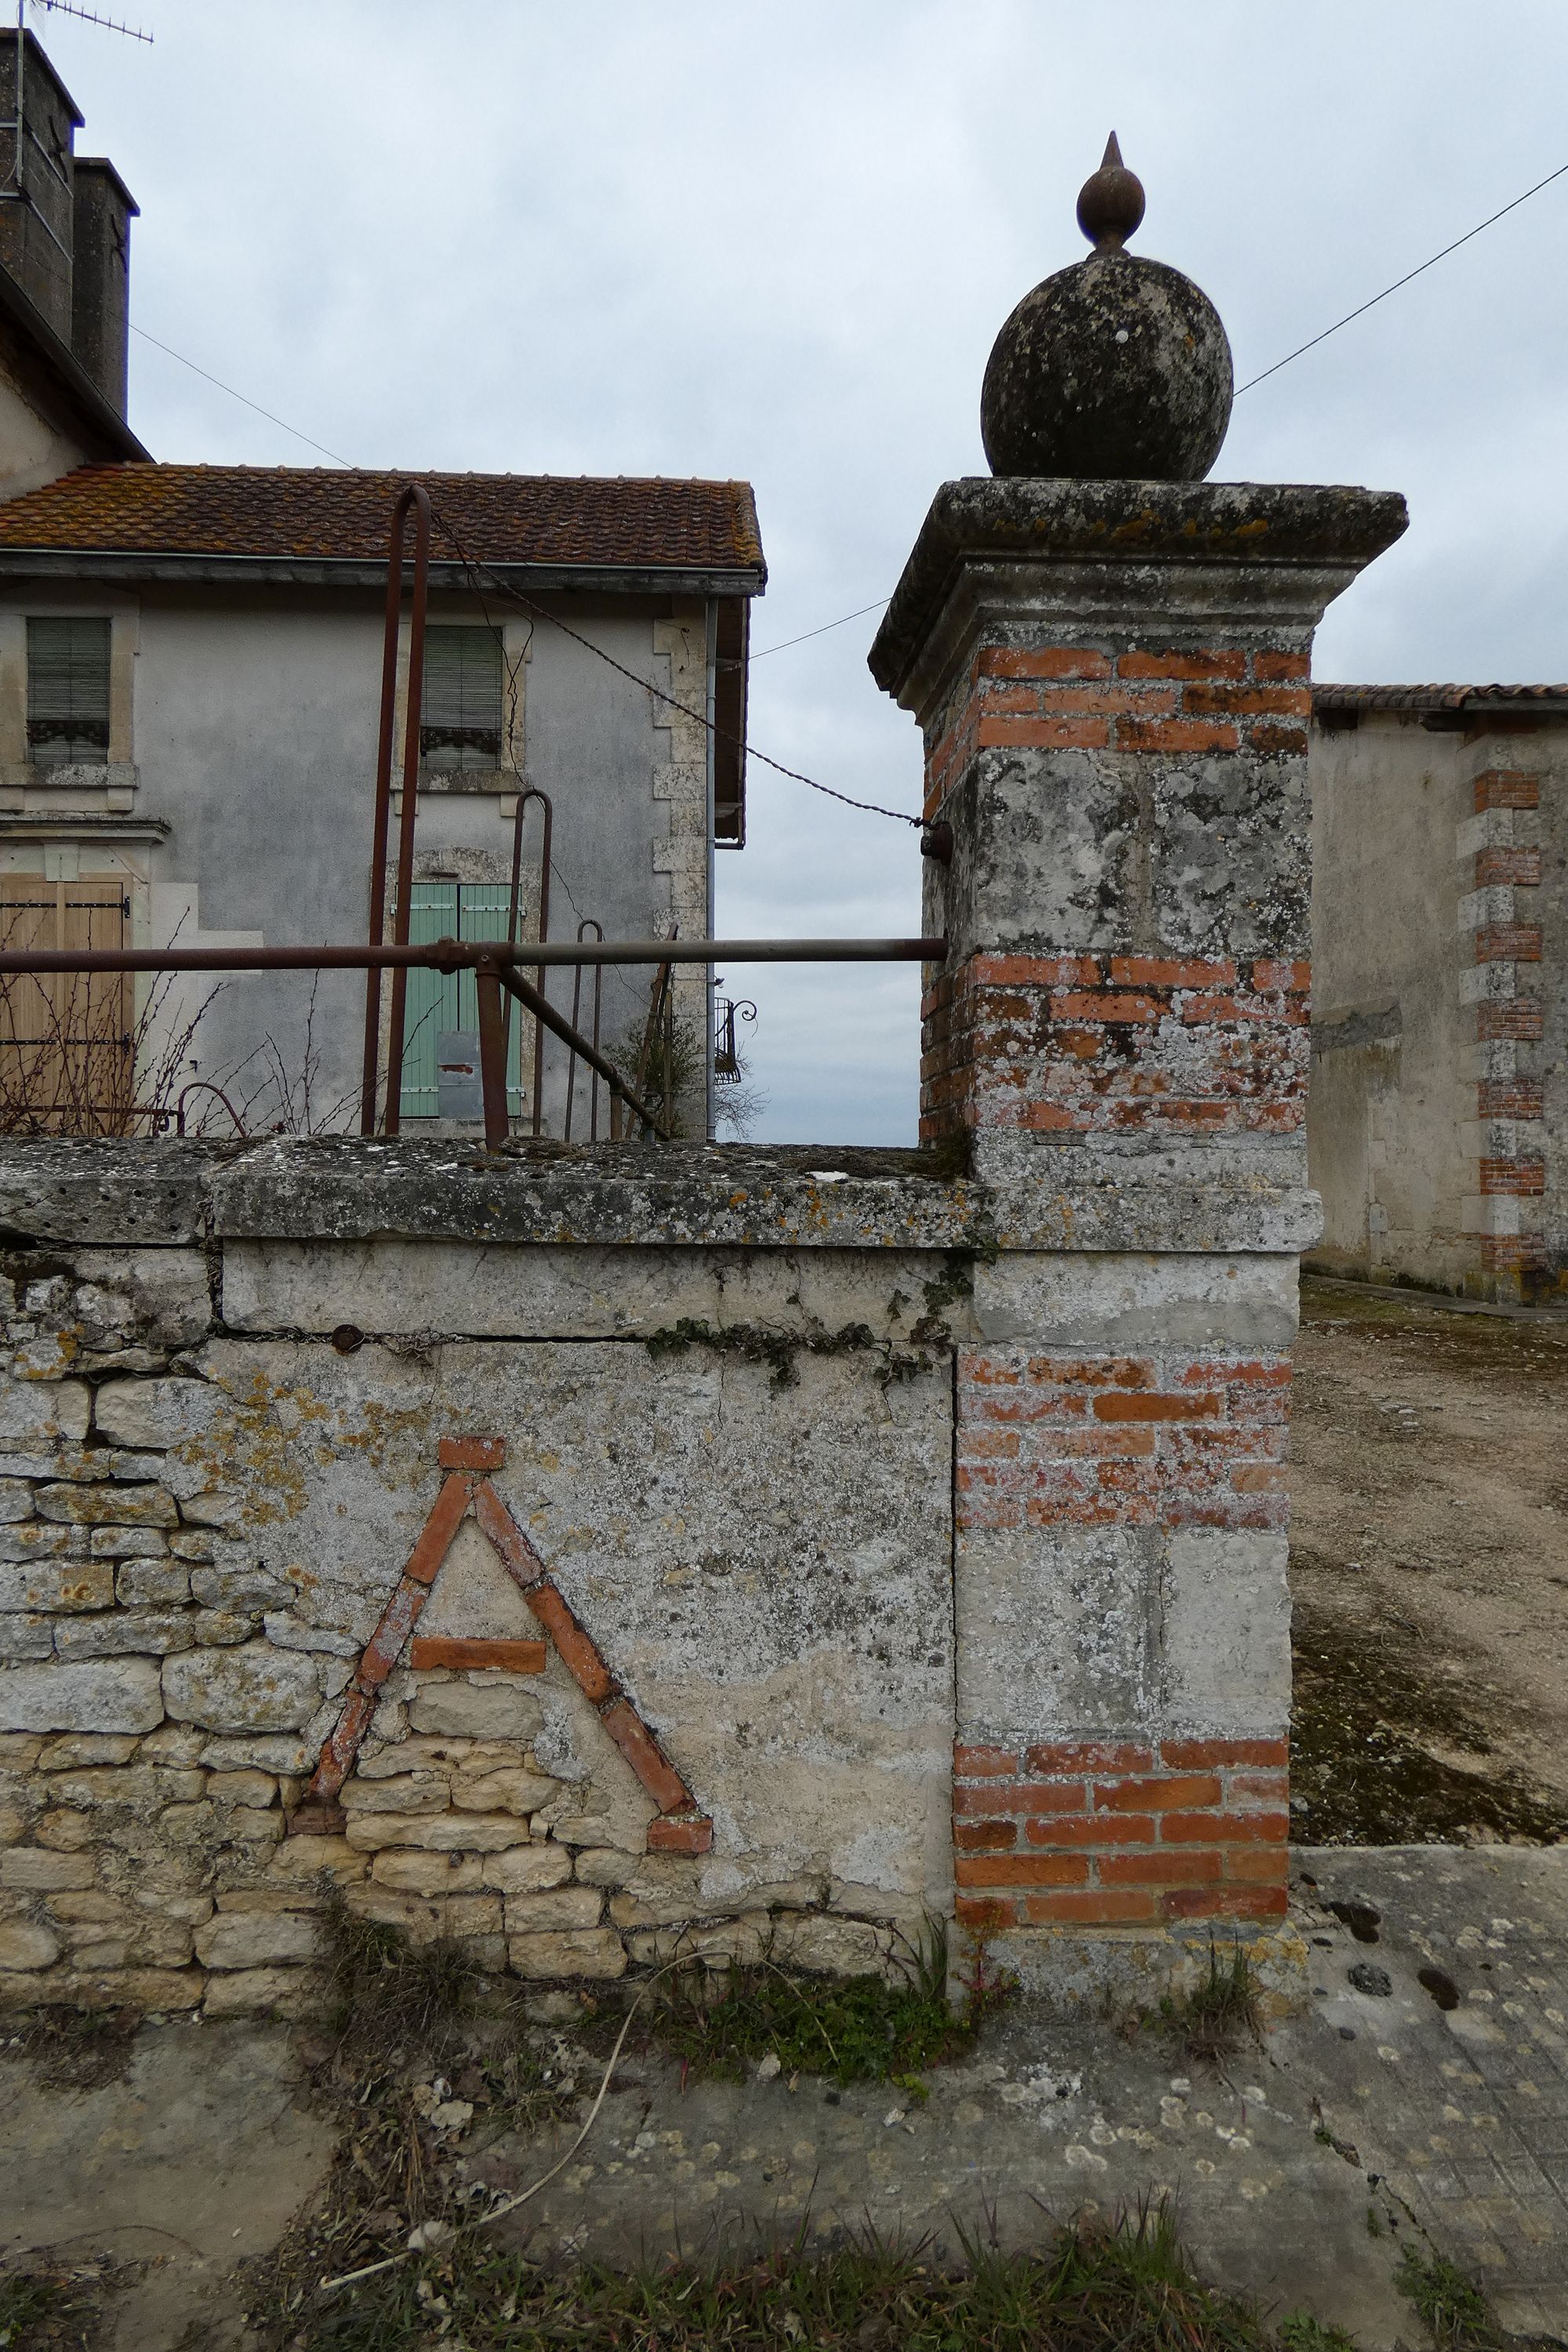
left=749, top=598, right=890, bottom=660
left=129, top=325, right=354, bottom=466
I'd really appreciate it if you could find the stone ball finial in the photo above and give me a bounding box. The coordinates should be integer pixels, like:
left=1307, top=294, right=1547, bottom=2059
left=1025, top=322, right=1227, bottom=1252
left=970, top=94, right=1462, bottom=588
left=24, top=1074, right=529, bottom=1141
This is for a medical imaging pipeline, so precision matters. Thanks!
left=980, top=135, right=1232, bottom=482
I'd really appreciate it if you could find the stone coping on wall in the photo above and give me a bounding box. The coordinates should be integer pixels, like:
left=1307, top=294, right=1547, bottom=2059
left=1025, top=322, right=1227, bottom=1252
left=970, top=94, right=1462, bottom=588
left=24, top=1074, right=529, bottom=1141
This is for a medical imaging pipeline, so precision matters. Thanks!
left=0, top=1136, right=1318, bottom=1255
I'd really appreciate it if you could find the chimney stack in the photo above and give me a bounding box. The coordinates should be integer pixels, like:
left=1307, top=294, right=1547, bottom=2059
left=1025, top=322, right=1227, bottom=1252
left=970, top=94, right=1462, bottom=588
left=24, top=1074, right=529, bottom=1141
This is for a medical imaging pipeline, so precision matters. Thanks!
left=0, top=29, right=82, bottom=343
left=71, top=157, right=136, bottom=416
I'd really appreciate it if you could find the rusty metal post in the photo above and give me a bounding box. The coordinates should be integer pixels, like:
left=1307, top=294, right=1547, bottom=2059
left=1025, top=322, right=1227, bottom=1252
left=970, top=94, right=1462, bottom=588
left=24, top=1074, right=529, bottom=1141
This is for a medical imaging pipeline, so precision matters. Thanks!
left=379, top=489, right=434, bottom=1138
left=564, top=916, right=603, bottom=1143
left=505, top=786, right=553, bottom=1137
left=361, top=484, right=431, bottom=1135
left=474, top=962, right=510, bottom=1152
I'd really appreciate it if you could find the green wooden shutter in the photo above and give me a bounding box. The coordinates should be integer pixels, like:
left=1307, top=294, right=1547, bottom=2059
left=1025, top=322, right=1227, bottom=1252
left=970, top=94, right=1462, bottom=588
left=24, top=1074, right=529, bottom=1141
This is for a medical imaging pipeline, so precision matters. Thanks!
left=398, top=881, right=524, bottom=1118
left=420, top=626, right=503, bottom=769
left=27, top=617, right=111, bottom=762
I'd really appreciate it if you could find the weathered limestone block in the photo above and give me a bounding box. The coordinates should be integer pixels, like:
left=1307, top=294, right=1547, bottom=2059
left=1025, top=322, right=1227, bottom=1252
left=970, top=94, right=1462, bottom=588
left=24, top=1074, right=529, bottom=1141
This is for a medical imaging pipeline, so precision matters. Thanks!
left=0, top=1479, right=32, bottom=1523
left=343, top=1809, right=533, bottom=1853
left=202, top=1965, right=321, bottom=2020
left=0, top=1559, right=113, bottom=1612
left=179, top=1491, right=245, bottom=1528
left=194, top=1910, right=321, bottom=1969
left=0, top=1964, right=205, bottom=2011
left=769, top=1913, right=889, bottom=1976
left=37, top=1733, right=139, bottom=1768
left=0, top=1377, right=89, bottom=1444
left=266, top=1834, right=365, bottom=1886
left=0, top=1617, right=52, bottom=1659
left=199, top=1733, right=312, bottom=1773
left=408, top=1681, right=544, bottom=1740
left=1, top=1846, right=95, bottom=1889
left=48, top=1766, right=205, bottom=1810
left=572, top=1846, right=639, bottom=1889
left=627, top=1915, right=770, bottom=1967
left=339, top=1773, right=450, bottom=1815
left=507, top=1927, right=626, bottom=1980
left=56, top=1610, right=196, bottom=1657
left=442, top=1893, right=504, bottom=1936
left=503, top=1886, right=603, bottom=1933
left=206, top=1769, right=278, bottom=1809
left=1163, top=1529, right=1291, bottom=1731
left=116, top=1559, right=191, bottom=1606
left=450, top=1768, right=560, bottom=1816
left=0, top=1657, right=164, bottom=1732
left=162, top=1641, right=321, bottom=1732
left=71, top=1249, right=212, bottom=1350
left=93, top=1377, right=221, bottom=1452
left=480, top=1843, right=573, bottom=1894
left=36, top=1483, right=179, bottom=1527
left=191, top=1563, right=287, bottom=1609
left=34, top=1807, right=93, bottom=1848
left=370, top=1849, right=484, bottom=1895
left=0, top=1918, right=60, bottom=1969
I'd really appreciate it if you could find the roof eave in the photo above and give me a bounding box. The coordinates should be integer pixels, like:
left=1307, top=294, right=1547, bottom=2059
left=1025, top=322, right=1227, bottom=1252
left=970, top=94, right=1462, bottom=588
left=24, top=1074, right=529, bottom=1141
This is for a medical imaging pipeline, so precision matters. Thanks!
left=0, top=550, right=768, bottom=596
left=0, top=268, right=149, bottom=469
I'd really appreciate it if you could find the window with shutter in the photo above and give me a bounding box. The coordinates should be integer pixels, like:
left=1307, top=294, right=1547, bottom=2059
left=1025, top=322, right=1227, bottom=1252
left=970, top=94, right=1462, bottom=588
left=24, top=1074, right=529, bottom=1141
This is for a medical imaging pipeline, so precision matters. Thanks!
left=27, top=617, right=112, bottom=764
left=420, top=626, right=503, bottom=770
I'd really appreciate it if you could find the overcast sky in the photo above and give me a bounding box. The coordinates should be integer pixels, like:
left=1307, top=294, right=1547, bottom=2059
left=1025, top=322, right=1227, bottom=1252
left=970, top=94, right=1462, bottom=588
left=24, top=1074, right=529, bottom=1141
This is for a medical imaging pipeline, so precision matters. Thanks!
left=37, top=0, right=1568, bottom=1142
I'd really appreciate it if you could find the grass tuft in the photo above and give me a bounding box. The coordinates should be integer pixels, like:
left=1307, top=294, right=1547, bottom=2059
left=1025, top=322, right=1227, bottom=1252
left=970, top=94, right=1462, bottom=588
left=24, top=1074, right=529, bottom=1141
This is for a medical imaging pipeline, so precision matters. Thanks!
left=321, top=1892, right=483, bottom=2061
left=0, top=2260, right=105, bottom=2350
left=1279, top=2317, right=1359, bottom=2352
left=1396, top=2245, right=1501, bottom=2352
left=251, top=2198, right=1305, bottom=2352
left=1160, top=1938, right=1262, bottom=2062
left=633, top=1929, right=1006, bottom=2088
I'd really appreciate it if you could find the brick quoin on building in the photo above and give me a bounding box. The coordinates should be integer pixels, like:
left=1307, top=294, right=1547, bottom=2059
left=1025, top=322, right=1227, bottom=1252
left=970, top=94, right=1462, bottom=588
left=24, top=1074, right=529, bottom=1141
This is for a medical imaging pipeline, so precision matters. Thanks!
left=871, top=474, right=1405, bottom=1988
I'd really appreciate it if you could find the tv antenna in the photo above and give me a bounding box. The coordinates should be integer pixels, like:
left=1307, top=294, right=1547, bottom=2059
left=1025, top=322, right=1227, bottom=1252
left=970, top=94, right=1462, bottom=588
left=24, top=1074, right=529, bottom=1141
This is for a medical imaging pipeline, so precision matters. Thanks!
left=22, top=0, right=151, bottom=41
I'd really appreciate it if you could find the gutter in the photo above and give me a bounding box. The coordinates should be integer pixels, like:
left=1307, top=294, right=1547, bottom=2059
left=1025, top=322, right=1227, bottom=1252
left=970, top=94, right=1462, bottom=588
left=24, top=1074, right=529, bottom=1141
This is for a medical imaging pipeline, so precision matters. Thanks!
left=0, top=550, right=767, bottom=596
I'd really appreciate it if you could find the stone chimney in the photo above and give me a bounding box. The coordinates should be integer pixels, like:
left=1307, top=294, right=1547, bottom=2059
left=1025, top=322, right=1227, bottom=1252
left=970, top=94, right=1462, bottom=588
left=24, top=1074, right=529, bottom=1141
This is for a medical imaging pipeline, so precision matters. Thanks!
left=0, top=28, right=83, bottom=343
left=71, top=156, right=136, bottom=416
left=871, top=142, right=1407, bottom=1995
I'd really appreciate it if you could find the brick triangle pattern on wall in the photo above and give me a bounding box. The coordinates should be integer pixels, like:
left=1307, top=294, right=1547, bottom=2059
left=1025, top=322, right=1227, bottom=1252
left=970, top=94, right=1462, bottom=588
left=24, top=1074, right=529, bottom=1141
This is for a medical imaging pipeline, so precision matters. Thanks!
left=288, top=1435, right=712, bottom=1856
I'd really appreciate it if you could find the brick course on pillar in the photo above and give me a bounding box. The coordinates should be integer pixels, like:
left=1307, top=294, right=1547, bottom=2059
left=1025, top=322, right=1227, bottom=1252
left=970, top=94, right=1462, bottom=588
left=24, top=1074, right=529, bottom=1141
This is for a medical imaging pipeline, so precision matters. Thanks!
left=872, top=476, right=1405, bottom=1987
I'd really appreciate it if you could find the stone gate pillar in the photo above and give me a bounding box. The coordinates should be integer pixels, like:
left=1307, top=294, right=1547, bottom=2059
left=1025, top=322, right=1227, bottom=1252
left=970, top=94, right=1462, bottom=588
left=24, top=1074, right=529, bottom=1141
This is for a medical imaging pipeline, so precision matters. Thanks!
left=870, top=140, right=1406, bottom=1998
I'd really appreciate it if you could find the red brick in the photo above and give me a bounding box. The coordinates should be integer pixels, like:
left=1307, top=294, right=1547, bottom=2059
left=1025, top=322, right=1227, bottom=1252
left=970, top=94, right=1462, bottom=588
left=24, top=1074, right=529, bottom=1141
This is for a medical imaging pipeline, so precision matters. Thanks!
left=524, top=1581, right=615, bottom=1703
left=1475, top=847, right=1541, bottom=888
left=1161, top=1885, right=1288, bottom=1920
left=1185, top=684, right=1312, bottom=719
left=437, top=1435, right=505, bottom=1470
left=1474, top=925, right=1542, bottom=963
left=955, top=1819, right=1018, bottom=1852
left=954, top=1852, right=1090, bottom=1889
left=1250, top=959, right=1311, bottom=993
left=1231, top=1465, right=1287, bottom=1494
left=1223, top=1846, right=1290, bottom=1884
left=1118, top=648, right=1247, bottom=681
left=955, top=1745, right=1022, bottom=1780
left=408, top=1636, right=546, bottom=1674
left=956, top=1893, right=1018, bottom=1929
left=1479, top=1159, right=1545, bottom=1196
left=1022, top=1889, right=1161, bottom=1924
left=1095, top=1773, right=1222, bottom=1813
left=1253, top=650, right=1309, bottom=681
left=1093, top=1392, right=1221, bottom=1424
left=978, top=714, right=1111, bottom=751
left=1474, top=769, right=1540, bottom=811
left=648, top=1813, right=713, bottom=1855
left=1022, top=1812, right=1160, bottom=1848
left=1160, top=1809, right=1290, bottom=1844
left=1107, top=956, right=1236, bottom=988
left=1047, top=990, right=1162, bottom=1025
left=971, top=953, right=1100, bottom=987
left=1248, top=724, right=1309, bottom=756
left=1160, top=1737, right=1287, bottom=1769
left=978, top=646, right=1112, bottom=681
left=1025, top=1740, right=1154, bottom=1776
left=1476, top=1001, right=1543, bottom=1040
left=401, top=1474, right=474, bottom=1587
left=600, top=1698, right=693, bottom=1816
left=1116, top=717, right=1240, bottom=753
left=1477, top=1082, right=1543, bottom=1119
left=471, top=1480, right=550, bottom=1588
left=953, top=1780, right=1086, bottom=1818
left=1099, top=1849, right=1223, bottom=1886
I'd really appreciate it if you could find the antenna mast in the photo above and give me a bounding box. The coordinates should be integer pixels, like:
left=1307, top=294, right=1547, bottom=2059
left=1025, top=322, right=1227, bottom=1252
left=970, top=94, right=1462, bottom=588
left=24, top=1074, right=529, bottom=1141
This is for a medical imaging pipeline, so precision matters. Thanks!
left=26, top=0, right=151, bottom=42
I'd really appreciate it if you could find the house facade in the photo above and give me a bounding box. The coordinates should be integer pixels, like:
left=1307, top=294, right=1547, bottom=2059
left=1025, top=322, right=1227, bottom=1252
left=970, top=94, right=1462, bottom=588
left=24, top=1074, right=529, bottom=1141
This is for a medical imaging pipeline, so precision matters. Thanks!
left=1308, top=683, right=1566, bottom=1304
left=0, top=28, right=764, bottom=1142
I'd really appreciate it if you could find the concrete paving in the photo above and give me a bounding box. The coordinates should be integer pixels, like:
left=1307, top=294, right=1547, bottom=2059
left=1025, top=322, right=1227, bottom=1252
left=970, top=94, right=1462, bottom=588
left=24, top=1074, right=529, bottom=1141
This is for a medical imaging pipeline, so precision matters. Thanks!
left=2, top=1846, right=1566, bottom=2347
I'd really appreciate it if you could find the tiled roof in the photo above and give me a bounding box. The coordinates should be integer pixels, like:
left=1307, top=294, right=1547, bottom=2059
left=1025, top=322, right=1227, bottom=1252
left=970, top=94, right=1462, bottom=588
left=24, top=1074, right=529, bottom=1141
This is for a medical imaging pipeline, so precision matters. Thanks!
left=1313, top=682, right=1568, bottom=713
left=0, top=464, right=765, bottom=576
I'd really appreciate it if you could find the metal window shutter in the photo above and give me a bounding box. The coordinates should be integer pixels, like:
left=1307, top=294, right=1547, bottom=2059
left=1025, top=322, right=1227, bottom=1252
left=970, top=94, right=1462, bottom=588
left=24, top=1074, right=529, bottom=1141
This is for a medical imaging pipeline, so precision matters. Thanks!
left=27, top=618, right=111, bottom=759
left=421, top=626, right=503, bottom=768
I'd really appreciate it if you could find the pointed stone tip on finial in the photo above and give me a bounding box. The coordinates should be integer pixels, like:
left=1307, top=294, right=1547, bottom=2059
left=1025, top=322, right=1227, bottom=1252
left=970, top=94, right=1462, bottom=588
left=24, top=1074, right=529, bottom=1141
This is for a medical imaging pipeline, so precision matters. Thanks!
left=1076, top=132, right=1145, bottom=251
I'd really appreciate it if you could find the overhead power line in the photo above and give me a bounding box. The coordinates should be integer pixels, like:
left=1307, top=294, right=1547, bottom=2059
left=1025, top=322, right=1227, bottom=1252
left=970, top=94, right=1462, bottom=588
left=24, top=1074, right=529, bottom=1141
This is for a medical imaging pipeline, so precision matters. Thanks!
left=130, top=325, right=354, bottom=466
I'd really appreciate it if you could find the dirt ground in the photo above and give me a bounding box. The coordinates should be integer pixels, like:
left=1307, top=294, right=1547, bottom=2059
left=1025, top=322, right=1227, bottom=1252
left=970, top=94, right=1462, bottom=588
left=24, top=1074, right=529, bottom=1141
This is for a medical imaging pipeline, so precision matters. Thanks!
left=1290, top=1276, right=1568, bottom=1846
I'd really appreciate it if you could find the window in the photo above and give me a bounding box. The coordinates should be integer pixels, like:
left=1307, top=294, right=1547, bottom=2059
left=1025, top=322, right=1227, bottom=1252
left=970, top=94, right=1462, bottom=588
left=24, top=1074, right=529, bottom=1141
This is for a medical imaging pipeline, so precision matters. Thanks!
left=27, top=617, right=111, bottom=764
left=398, top=880, right=524, bottom=1118
left=420, top=626, right=503, bottom=770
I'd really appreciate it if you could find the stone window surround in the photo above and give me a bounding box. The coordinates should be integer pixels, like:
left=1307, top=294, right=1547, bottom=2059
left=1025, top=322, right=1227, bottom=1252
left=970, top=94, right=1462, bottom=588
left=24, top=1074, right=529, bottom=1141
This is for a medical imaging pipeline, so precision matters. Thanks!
left=391, top=602, right=531, bottom=797
left=0, top=594, right=139, bottom=809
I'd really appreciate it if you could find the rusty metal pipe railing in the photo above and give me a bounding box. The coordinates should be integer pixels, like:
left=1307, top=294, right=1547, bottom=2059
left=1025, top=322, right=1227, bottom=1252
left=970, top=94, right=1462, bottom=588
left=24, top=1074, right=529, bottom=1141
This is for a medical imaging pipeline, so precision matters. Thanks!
left=361, top=484, right=431, bottom=1137
left=564, top=918, right=604, bottom=1143
left=0, top=938, right=946, bottom=975
left=492, top=961, right=669, bottom=1141
left=380, top=488, right=435, bottom=1140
